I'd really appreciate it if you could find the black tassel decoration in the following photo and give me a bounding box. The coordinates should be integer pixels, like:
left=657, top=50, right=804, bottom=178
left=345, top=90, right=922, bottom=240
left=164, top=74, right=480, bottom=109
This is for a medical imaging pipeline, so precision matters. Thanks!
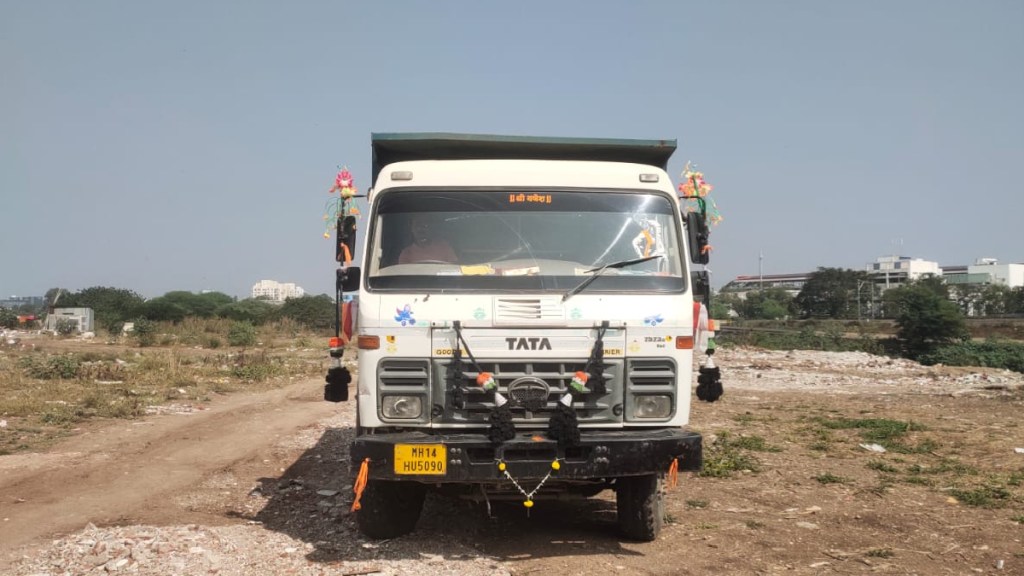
left=547, top=395, right=581, bottom=447
left=696, top=366, right=723, bottom=402
left=488, top=402, right=516, bottom=444
left=324, top=366, right=351, bottom=402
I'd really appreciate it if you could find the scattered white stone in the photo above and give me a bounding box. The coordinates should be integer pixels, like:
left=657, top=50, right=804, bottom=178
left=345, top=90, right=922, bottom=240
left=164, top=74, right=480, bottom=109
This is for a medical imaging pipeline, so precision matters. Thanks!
left=860, top=443, right=887, bottom=453
left=796, top=522, right=819, bottom=530
left=316, top=489, right=339, bottom=497
left=1014, top=448, right=1024, bottom=454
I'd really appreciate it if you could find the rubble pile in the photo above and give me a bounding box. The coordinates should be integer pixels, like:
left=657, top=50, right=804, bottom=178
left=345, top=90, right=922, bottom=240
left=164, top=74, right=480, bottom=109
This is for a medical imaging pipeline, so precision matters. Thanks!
left=720, top=347, right=1024, bottom=395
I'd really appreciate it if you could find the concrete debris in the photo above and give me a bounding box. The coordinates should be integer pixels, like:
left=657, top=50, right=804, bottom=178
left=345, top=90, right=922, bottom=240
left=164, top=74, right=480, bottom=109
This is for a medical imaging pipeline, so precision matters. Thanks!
left=722, top=347, right=1024, bottom=395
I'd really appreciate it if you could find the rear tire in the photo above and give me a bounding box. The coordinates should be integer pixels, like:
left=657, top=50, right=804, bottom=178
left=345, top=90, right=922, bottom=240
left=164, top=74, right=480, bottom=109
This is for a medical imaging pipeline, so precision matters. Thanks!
left=355, top=480, right=427, bottom=539
left=616, top=474, right=663, bottom=541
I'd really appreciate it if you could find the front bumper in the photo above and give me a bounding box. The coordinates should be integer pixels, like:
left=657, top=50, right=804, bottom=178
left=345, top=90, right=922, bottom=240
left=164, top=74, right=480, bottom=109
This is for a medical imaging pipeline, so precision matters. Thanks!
left=351, top=428, right=702, bottom=482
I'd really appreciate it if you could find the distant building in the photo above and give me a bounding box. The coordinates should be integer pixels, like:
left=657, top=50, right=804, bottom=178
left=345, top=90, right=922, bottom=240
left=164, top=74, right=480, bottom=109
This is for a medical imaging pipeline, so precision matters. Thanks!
left=0, top=295, right=44, bottom=310
left=719, top=273, right=809, bottom=299
left=723, top=255, right=1020, bottom=302
left=44, top=307, right=95, bottom=333
left=944, top=258, right=1024, bottom=289
left=866, top=255, right=942, bottom=288
left=251, top=280, right=305, bottom=302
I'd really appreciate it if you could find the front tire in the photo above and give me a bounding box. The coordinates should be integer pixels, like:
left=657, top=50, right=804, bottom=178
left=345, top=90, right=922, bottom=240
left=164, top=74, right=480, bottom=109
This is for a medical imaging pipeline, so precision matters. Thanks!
left=616, top=474, right=663, bottom=541
left=355, top=480, right=427, bottom=539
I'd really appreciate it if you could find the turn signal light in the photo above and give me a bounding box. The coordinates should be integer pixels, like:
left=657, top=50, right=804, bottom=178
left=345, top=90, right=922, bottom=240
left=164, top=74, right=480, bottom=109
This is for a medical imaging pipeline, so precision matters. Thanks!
left=328, top=337, right=344, bottom=348
left=675, top=335, right=694, bottom=350
left=357, top=335, right=380, bottom=350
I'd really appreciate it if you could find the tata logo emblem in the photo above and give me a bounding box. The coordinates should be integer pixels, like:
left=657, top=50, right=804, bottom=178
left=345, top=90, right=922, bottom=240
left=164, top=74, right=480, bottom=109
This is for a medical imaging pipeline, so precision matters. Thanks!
left=505, top=337, right=552, bottom=351
left=507, top=376, right=550, bottom=411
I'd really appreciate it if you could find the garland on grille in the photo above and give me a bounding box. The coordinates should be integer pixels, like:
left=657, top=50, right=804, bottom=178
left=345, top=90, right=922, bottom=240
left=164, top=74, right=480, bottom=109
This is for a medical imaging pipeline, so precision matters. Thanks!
left=696, top=353, right=723, bottom=402
left=584, top=320, right=611, bottom=394
left=547, top=321, right=611, bottom=447
left=451, top=321, right=515, bottom=444
left=497, top=458, right=561, bottom=509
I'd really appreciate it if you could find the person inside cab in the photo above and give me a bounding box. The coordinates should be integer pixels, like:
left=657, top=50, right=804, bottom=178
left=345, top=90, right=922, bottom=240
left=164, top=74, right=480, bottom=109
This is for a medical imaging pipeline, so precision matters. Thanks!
left=398, top=213, right=458, bottom=264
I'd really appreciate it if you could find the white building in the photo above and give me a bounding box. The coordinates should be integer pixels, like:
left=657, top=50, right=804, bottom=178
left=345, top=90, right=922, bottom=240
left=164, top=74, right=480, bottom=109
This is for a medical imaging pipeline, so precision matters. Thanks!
left=867, top=255, right=942, bottom=288
left=44, top=307, right=94, bottom=333
left=251, top=280, right=305, bottom=302
left=965, top=258, right=1024, bottom=288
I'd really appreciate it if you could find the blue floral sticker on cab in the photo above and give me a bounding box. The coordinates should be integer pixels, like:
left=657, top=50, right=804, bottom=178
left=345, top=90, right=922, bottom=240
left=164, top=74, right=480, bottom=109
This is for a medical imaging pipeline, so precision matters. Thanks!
left=644, top=314, right=664, bottom=326
left=394, top=305, right=416, bottom=326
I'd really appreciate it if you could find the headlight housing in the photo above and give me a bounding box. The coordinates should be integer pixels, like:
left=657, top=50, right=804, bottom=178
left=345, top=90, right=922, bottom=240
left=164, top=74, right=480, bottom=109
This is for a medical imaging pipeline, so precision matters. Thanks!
left=382, top=395, right=423, bottom=419
left=633, top=394, right=672, bottom=419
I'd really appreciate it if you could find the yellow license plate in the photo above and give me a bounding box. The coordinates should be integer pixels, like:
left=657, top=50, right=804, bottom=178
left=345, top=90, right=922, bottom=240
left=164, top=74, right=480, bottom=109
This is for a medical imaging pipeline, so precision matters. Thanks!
left=394, top=444, right=447, bottom=475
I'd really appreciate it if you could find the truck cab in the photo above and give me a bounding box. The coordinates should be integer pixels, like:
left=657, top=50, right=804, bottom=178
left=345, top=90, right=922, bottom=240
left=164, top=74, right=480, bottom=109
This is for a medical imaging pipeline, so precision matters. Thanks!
left=327, top=133, right=709, bottom=541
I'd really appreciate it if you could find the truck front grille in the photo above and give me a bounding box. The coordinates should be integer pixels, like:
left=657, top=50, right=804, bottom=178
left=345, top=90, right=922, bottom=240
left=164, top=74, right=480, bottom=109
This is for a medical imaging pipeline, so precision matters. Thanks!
left=431, top=358, right=623, bottom=427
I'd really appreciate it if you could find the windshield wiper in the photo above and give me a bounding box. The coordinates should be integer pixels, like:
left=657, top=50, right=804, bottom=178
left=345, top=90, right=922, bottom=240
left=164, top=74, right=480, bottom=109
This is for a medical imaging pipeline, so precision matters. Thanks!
left=561, top=255, right=664, bottom=302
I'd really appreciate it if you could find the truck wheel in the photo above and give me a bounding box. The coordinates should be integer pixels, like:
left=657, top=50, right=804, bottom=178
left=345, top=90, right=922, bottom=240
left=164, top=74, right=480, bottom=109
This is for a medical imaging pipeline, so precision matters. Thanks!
left=616, top=474, right=663, bottom=541
left=355, top=480, right=427, bottom=539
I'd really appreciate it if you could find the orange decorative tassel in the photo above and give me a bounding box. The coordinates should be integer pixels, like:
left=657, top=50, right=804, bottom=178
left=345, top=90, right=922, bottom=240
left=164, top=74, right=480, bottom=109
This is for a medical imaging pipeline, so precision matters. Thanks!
left=351, top=458, right=370, bottom=512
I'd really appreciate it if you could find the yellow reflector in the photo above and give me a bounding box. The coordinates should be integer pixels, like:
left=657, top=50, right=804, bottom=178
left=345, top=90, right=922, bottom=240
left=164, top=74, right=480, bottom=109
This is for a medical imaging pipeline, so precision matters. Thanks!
left=676, top=335, right=694, bottom=349
left=357, top=335, right=380, bottom=350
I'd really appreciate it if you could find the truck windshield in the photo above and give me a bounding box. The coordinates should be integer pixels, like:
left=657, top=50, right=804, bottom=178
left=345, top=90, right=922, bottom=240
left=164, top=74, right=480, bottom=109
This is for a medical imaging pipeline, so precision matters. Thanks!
left=366, top=189, right=686, bottom=293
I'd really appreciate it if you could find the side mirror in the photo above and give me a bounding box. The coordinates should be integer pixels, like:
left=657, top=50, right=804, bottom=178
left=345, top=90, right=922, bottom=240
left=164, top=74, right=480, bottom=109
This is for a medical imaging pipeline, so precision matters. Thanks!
left=691, top=270, right=711, bottom=306
left=336, top=215, right=357, bottom=264
left=685, top=211, right=710, bottom=264
left=337, top=266, right=361, bottom=292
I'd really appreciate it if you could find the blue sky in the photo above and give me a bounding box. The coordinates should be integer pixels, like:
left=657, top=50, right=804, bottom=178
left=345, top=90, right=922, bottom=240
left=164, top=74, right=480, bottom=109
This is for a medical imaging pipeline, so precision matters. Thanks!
left=3, top=1, right=1022, bottom=299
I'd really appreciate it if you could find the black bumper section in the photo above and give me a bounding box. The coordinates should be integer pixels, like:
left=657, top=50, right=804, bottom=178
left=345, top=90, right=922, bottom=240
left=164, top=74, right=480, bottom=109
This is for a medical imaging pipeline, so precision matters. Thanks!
left=351, top=429, right=702, bottom=482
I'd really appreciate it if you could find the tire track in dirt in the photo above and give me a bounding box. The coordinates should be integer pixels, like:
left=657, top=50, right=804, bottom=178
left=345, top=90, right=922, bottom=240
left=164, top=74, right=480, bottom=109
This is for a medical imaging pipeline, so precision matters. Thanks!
left=0, top=377, right=342, bottom=568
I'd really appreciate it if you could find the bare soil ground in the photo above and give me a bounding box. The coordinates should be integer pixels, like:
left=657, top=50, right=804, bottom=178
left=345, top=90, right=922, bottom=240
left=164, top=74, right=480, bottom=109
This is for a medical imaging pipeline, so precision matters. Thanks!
left=2, top=346, right=1023, bottom=575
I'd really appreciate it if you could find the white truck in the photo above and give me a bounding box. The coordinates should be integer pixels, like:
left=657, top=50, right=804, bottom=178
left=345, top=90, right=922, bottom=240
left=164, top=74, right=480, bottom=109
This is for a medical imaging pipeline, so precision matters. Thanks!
left=325, top=133, right=713, bottom=541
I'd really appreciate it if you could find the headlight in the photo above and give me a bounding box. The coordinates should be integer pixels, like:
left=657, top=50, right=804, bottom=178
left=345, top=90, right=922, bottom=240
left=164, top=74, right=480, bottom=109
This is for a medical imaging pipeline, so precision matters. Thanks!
left=634, top=395, right=672, bottom=419
left=382, top=395, right=422, bottom=419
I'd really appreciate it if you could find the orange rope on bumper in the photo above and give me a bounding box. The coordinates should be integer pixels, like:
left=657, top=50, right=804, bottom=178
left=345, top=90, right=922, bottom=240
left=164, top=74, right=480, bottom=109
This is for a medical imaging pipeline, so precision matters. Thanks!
left=667, top=458, right=679, bottom=489
left=351, top=458, right=370, bottom=512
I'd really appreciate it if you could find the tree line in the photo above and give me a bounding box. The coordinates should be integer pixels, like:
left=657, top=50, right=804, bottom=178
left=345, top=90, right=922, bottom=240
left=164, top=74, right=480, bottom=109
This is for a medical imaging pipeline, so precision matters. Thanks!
left=715, top=267, right=1024, bottom=364
left=0, top=287, right=337, bottom=333
left=715, top=267, right=1024, bottom=321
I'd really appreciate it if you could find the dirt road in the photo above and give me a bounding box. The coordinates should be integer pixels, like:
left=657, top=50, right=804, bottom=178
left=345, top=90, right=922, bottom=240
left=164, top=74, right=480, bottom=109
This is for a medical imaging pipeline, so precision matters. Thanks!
left=3, top=348, right=1024, bottom=575
left=0, top=377, right=340, bottom=568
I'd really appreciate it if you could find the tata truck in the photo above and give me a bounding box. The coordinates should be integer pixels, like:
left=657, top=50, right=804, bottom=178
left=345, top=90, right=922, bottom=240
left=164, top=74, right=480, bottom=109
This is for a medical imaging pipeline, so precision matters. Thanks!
left=325, top=133, right=712, bottom=541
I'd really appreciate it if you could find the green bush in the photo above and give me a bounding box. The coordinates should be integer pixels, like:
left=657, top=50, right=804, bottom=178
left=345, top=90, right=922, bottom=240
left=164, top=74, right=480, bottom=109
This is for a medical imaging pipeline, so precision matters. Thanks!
left=19, top=354, right=81, bottom=379
left=1, top=308, right=19, bottom=329
left=718, top=324, right=887, bottom=355
left=54, top=317, right=78, bottom=336
left=891, top=285, right=968, bottom=358
left=132, top=318, right=157, bottom=347
left=230, top=351, right=281, bottom=381
left=227, top=321, right=258, bottom=347
left=918, top=341, right=1024, bottom=373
